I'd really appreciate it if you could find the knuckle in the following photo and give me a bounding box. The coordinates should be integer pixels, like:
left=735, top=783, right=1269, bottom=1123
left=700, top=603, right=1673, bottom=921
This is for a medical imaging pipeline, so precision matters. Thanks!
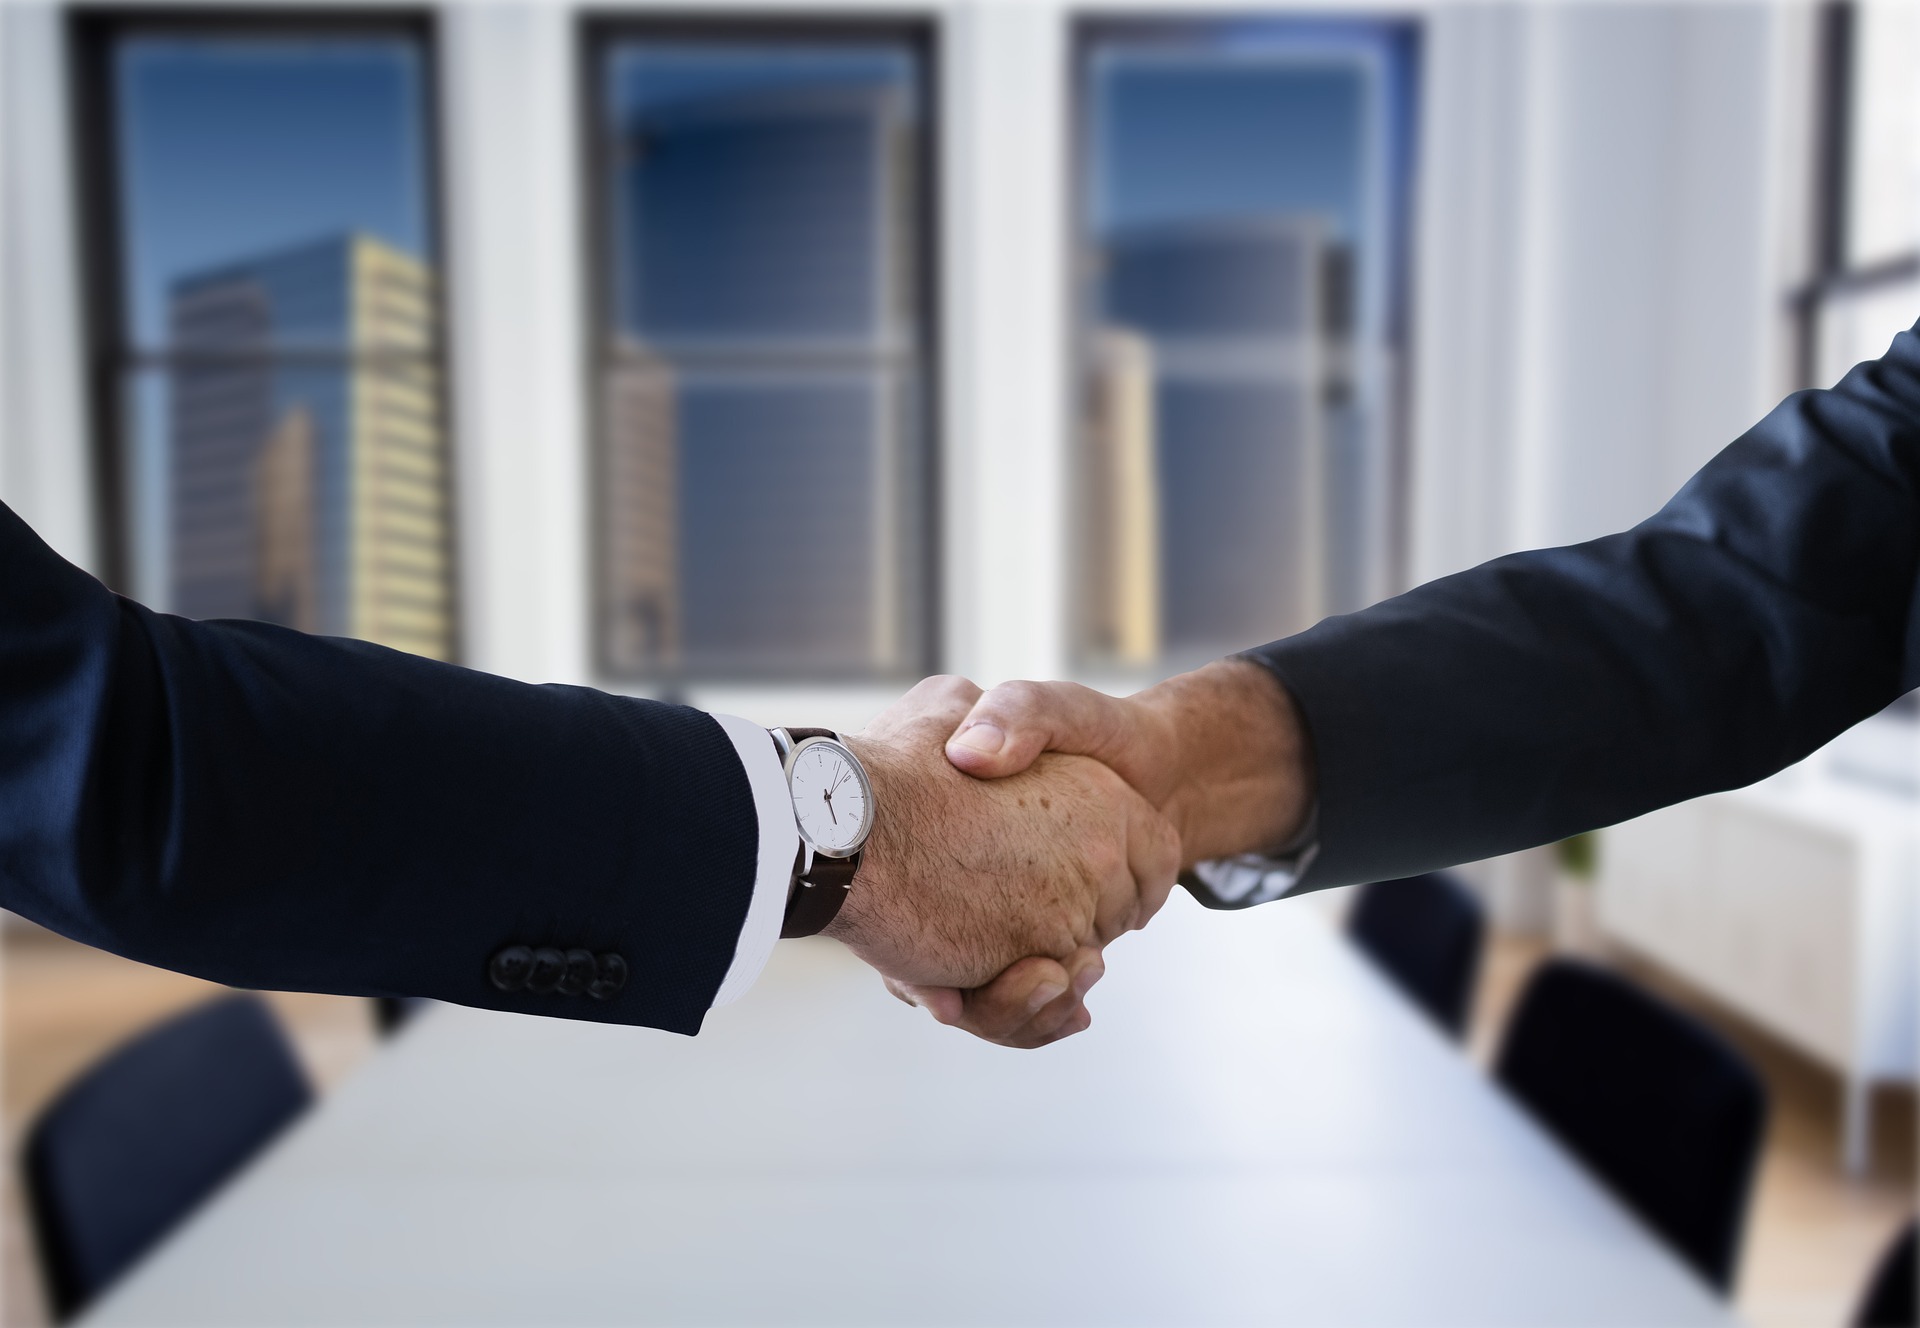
left=1034, top=902, right=1082, bottom=954
left=919, top=673, right=975, bottom=703
left=994, top=678, right=1046, bottom=715
left=1147, top=830, right=1179, bottom=875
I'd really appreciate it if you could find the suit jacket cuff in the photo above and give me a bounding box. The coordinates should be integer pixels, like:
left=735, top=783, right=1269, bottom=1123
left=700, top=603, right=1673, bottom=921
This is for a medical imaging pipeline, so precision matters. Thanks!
left=707, top=715, right=797, bottom=1006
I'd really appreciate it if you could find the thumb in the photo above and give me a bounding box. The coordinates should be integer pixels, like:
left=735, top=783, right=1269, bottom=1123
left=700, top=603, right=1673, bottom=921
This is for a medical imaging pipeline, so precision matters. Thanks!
left=944, top=680, right=1132, bottom=780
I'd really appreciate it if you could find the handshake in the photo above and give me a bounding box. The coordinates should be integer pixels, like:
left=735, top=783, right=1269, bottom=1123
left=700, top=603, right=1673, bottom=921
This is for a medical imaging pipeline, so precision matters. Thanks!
left=821, top=659, right=1317, bottom=1049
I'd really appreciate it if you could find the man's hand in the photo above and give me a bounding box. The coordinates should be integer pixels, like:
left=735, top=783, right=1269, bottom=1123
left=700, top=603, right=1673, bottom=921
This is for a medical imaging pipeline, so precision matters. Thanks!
left=883, top=946, right=1106, bottom=1049
left=824, top=677, right=1181, bottom=1005
left=900, top=660, right=1316, bottom=1048
left=942, top=659, right=1315, bottom=861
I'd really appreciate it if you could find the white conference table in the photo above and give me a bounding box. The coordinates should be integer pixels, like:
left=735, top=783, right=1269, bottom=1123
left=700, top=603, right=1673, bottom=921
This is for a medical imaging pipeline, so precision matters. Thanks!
left=85, top=896, right=1735, bottom=1326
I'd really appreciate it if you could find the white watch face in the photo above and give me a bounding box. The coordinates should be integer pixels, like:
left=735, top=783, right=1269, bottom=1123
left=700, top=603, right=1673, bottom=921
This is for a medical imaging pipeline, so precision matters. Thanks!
left=788, top=740, right=873, bottom=856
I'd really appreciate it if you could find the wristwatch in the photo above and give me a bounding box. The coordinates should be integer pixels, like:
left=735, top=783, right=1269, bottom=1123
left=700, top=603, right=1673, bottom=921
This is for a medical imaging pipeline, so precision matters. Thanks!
left=771, top=727, right=875, bottom=938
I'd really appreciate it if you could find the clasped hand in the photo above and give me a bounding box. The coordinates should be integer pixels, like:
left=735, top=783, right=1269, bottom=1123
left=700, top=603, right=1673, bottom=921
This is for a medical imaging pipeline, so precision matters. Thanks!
left=825, top=662, right=1313, bottom=1049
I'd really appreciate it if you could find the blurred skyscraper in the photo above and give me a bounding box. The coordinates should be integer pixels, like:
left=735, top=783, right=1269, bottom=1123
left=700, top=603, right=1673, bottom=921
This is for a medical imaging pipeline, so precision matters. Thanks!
left=1081, top=328, right=1161, bottom=664
left=168, top=234, right=453, bottom=659
left=1092, top=217, right=1335, bottom=662
left=604, top=339, right=680, bottom=666
left=598, top=45, right=929, bottom=679
left=1076, top=21, right=1418, bottom=674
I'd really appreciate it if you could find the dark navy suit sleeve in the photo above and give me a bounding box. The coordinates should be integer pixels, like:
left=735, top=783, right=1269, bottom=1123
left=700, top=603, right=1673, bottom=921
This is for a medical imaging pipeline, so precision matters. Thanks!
left=0, top=500, right=758, bottom=1035
left=1248, top=321, right=1920, bottom=892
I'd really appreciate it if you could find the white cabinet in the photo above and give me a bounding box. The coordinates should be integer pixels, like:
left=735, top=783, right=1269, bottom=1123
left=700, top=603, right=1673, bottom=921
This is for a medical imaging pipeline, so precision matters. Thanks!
left=1597, top=759, right=1917, bottom=1172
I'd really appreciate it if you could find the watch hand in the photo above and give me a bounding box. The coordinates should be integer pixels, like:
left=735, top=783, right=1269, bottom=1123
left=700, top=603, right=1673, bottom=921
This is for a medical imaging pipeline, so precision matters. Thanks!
left=822, top=788, right=838, bottom=825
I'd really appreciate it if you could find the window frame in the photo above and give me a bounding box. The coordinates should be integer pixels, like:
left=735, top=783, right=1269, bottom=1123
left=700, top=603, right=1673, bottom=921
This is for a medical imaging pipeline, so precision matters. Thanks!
left=1065, top=14, right=1423, bottom=680
left=1790, top=0, right=1920, bottom=388
left=577, top=12, right=944, bottom=687
left=68, top=5, right=462, bottom=660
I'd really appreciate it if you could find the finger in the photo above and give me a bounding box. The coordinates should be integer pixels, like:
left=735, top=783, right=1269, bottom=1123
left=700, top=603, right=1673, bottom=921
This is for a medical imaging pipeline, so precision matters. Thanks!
left=963, top=949, right=1104, bottom=1049
left=996, top=995, right=1091, bottom=1048
left=960, top=953, right=1080, bottom=1041
left=1077, top=769, right=1173, bottom=945
left=1029, top=1002, right=1095, bottom=1048
left=1012, top=985, right=1098, bottom=1050
left=885, top=973, right=965, bottom=1018
left=904, top=672, right=984, bottom=717
left=898, top=951, right=1106, bottom=1049
left=944, top=680, right=1131, bottom=780
left=1126, top=796, right=1183, bottom=931
left=919, top=954, right=1070, bottom=1035
left=867, top=674, right=986, bottom=742
left=1082, top=774, right=1180, bottom=944
left=892, top=980, right=965, bottom=1026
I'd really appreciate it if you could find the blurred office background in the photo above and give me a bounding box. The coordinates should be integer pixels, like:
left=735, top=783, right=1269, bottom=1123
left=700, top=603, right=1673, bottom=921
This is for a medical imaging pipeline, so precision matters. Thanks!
left=2, top=1, right=1917, bottom=1325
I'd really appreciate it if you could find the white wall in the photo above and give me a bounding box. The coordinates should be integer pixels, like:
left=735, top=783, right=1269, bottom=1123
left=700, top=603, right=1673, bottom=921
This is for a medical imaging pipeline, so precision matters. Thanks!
left=441, top=4, right=592, bottom=687
left=1413, top=2, right=1802, bottom=584
left=1530, top=4, right=1782, bottom=547
left=1, top=3, right=98, bottom=576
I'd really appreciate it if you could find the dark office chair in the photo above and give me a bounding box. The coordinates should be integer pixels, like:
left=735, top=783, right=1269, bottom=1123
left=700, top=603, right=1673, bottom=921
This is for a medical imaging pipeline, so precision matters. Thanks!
left=1346, top=870, right=1486, bottom=1038
left=372, top=995, right=426, bottom=1035
left=1855, top=1218, right=1917, bottom=1327
left=1495, top=960, right=1767, bottom=1292
left=22, top=994, right=312, bottom=1320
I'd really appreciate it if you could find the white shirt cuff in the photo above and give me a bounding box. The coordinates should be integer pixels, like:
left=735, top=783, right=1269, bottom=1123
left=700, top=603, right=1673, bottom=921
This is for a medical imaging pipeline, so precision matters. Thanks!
left=1189, top=848, right=1318, bottom=906
left=707, top=714, right=797, bottom=1007
left=1188, top=805, right=1321, bottom=907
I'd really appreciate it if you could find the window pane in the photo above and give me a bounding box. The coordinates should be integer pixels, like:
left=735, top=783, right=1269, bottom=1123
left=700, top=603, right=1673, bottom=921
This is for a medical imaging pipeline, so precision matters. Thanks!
left=116, top=36, right=434, bottom=352
left=1816, top=276, right=1920, bottom=387
left=1847, top=3, right=1920, bottom=268
left=101, top=29, right=454, bottom=661
left=596, top=36, right=931, bottom=679
left=126, top=356, right=454, bottom=658
left=1076, top=22, right=1420, bottom=671
left=606, top=364, right=923, bottom=674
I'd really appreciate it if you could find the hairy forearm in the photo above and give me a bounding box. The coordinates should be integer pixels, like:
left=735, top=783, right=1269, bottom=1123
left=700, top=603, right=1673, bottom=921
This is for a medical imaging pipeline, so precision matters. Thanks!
left=1123, top=658, right=1315, bottom=863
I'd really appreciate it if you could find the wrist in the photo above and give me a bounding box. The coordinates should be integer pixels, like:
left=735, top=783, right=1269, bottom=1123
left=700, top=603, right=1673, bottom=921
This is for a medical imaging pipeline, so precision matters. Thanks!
left=1136, top=658, right=1314, bottom=862
left=820, top=734, right=895, bottom=947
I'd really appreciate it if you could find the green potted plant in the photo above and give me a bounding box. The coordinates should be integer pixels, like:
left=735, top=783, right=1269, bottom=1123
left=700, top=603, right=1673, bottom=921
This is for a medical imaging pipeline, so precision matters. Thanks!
left=1552, top=831, right=1602, bottom=954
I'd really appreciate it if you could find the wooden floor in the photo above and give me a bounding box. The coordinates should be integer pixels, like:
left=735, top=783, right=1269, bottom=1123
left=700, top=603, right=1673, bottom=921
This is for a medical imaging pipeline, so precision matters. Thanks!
left=2, top=923, right=1912, bottom=1327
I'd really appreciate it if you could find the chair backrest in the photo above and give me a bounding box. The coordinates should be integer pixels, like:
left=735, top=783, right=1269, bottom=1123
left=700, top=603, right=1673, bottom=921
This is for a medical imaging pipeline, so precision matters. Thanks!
left=372, top=995, right=426, bottom=1036
left=1346, top=871, right=1486, bottom=1038
left=1854, top=1217, right=1916, bottom=1327
left=1495, top=960, right=1767, bottom=1291
left=22, top=994, right=312, bottom=1320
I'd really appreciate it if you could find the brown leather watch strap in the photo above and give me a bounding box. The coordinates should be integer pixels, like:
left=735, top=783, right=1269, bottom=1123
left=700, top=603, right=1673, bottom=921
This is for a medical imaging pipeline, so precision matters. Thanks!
left=781, top=843, right=859, bottom=937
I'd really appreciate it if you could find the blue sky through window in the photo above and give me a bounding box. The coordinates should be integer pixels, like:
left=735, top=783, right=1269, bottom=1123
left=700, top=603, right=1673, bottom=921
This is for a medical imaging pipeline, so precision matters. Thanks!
left=608, top=45, right=911, bottom=121
left=115, top=36, right=430, bottom=349
left=1094, top=60, right=1367, bottom=242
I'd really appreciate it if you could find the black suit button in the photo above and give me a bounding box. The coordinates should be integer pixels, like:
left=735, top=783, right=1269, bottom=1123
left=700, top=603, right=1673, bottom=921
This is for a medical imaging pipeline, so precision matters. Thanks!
left=558, top=949, right=596, bottom=996
left=489, top=946, right=534, bottom=992
left=526, top=947, right=566, bottom=994
left=588, top=952, right=628, bottom=1001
